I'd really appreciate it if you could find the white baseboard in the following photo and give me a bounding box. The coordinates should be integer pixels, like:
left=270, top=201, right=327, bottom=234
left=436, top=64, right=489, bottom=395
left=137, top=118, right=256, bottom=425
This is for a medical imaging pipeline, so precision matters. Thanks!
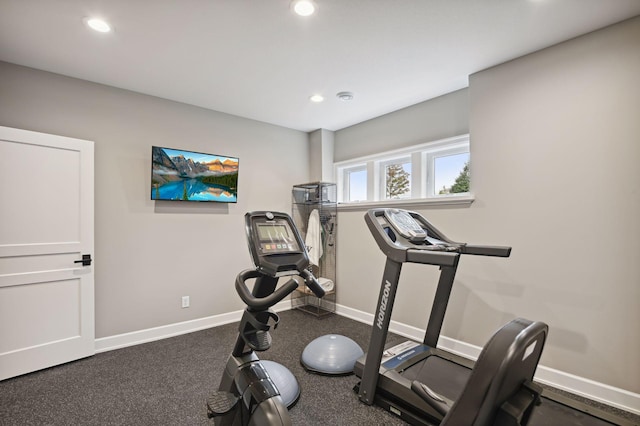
left=335, top=303, right=640, bottom=416
left=95, top=301, right=639, bottom=416
left=94, top=300, right=291, bottom=353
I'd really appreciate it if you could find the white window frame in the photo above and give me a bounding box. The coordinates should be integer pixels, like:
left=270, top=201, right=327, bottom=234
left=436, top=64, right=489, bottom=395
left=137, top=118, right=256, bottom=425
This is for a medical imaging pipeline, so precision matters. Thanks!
left=342, top=163, right=368, bottom=202
left=334, top=134, right=473, bottom=210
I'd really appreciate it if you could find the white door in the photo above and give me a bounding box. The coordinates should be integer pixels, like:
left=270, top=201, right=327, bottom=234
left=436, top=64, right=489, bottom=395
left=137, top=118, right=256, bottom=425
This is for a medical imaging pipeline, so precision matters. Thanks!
left=0, top=126, right=94, bottom=381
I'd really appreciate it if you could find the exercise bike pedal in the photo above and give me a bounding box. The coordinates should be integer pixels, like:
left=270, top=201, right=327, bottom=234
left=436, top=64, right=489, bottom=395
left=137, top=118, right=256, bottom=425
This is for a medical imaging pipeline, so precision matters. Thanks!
left=206, top=391, right=240, bottom=418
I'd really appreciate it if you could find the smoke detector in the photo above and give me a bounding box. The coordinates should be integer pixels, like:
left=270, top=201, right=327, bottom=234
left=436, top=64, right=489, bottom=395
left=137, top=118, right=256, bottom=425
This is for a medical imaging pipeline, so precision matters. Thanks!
left=336, top=92, right=354, bottom=101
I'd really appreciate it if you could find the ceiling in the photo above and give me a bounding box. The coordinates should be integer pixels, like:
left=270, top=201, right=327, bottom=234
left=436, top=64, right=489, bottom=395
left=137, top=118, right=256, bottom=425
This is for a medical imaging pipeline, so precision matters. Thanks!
left=1, top=1, right=639, bottom=132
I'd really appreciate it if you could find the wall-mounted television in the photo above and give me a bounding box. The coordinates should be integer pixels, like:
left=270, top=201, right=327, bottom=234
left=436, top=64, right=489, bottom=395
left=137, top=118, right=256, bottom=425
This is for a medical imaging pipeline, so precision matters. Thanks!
left=151, top=146, right=239, bottom=203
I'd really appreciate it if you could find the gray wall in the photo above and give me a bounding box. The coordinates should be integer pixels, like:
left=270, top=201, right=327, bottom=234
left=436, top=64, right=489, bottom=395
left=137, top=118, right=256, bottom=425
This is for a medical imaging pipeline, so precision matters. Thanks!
left=309, top=129, right=335, bottom=182
left=334, top=88, right=469, bottom=161
left=0, top=62, right=310, bottom=338
left=334, top=16, right=639, bottom=394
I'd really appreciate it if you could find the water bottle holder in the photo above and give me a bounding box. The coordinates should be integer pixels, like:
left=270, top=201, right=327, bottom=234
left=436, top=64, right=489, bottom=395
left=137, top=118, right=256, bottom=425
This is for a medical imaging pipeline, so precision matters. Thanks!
left=239, top=309, right=279, bottom=351
left=243, top=329, right=272, bottom=351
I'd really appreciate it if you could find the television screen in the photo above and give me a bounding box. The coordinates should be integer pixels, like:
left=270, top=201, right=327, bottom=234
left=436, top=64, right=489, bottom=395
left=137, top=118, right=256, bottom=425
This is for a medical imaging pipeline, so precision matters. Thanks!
left=151, top=146, right=239, bottom=202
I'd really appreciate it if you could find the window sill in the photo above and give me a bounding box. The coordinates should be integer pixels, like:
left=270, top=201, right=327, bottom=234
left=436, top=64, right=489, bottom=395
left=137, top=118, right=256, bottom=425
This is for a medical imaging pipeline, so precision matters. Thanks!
left=337, top=194, right=475, bottom=211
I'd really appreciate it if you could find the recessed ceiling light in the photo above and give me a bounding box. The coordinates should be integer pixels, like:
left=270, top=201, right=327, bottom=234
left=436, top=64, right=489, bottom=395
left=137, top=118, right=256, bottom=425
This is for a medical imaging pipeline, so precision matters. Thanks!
left=336, top=91, right=354, bottom=101
left=85, top=18, right=112, bottom=33
left=310, top=94, right=324, bottom=103
left=291, top=0, right=317, bottom=17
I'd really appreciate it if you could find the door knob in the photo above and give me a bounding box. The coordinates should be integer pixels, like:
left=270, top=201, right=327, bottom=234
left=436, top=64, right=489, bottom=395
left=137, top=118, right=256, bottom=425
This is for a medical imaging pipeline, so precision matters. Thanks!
left=74, top=254, right=92, bottom=266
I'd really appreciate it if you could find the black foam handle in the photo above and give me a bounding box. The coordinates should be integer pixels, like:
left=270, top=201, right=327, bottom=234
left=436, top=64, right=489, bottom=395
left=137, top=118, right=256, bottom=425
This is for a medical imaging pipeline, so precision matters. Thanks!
left=410, top=380, right=450, bottom=417
left=300, top=269, right=325, bottom=298
left=235, top=269, right=299, bottom=310
left=462, top=245, right=512, bottom=257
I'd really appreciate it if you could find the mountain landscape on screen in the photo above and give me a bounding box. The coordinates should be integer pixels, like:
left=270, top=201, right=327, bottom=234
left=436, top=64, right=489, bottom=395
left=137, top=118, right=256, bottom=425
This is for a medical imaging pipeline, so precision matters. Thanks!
left=151, top=146, right=239, bottom=202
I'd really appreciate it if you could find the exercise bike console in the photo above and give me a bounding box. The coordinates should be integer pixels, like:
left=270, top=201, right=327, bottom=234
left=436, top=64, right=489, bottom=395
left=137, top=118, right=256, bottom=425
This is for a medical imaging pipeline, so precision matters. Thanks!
left=246, top=212, right=304, bottom=275
left=244, top=211, right=325, bottom=296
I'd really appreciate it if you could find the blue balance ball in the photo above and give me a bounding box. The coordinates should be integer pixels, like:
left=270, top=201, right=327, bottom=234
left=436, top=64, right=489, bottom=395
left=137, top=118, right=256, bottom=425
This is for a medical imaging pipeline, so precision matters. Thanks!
left=261, top=360, right=300, bottom=408
left=301, top=334, right=364, bottom=375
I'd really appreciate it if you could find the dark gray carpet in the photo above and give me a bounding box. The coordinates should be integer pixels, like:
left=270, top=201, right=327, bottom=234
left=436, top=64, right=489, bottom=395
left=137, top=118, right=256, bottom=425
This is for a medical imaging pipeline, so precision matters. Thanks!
left=1, top=310, right=638, bottom=425
left=0, top=310, right=405, bottom=426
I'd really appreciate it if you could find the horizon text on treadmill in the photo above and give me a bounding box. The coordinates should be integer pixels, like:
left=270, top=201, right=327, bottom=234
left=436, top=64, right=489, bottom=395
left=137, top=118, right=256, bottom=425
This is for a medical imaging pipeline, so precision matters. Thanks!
left=377, top=280, right=392, bottom=329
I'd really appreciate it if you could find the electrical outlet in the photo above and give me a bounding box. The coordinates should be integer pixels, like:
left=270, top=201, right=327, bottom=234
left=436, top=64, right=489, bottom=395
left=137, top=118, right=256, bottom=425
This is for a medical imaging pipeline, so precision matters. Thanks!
left=182, top=296, right=190, bottom=308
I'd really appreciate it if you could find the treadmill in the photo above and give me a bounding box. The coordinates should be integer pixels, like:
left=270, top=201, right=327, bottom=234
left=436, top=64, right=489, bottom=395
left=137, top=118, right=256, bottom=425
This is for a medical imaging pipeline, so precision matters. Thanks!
left=354, top=208, right=548, bottom=425
left=354, top=208, right=635, bottom=426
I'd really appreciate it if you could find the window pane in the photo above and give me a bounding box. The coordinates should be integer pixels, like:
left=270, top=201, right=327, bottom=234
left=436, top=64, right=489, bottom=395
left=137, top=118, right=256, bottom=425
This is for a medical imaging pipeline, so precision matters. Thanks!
left=347, top=169, right=367, bottom=201
left=385, top=162, right=411, bottom=199
left=335, top=135, right=469, bottom=203
left=434, top=152, right=469, bottom=195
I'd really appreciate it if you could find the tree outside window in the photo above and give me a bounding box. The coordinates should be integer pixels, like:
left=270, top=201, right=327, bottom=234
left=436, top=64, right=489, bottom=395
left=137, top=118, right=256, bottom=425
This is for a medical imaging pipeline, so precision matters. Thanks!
left=450, top=162, right=469, bottom=193
left=386, top=163, right=410, bottom=198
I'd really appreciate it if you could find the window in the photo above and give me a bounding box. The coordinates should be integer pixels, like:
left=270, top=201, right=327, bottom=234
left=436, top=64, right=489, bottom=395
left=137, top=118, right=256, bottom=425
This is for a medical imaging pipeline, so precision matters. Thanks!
left=335, top=135, right=471, bottom=206
left=428, top=149, right=470, bottom=197
left=344, top=165, right=367, bottom=202
left=381, top=157, right=411, bottom=200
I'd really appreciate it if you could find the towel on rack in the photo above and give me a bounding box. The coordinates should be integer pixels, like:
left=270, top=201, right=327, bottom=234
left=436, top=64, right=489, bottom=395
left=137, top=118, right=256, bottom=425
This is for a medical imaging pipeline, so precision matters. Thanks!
left=305, top=209, right=323, bottom=266
left=318, top=277, right=334, bottom=292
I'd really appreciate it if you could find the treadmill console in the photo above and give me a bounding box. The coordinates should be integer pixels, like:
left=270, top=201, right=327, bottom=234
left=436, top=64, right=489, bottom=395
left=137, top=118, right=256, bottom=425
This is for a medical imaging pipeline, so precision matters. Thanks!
left=384, top=209, right=427, bottom=243
left=245, top=211, right=309, bottom=277
left=366, top=208, right=512, bottom=266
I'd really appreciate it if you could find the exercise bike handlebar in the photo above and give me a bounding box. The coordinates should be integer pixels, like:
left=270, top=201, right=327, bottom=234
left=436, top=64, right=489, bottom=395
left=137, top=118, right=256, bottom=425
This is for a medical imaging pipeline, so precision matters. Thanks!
left=235, top=268, right=325, bottom=311
left=236, top=269, right=298, bottom=310
left=300, top=268, right=326, bottom=298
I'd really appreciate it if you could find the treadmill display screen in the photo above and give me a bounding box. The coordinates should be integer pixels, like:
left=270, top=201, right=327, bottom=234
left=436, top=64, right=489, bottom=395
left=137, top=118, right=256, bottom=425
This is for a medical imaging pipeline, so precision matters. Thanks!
left=256, top=222, right=301, bottom=254
left=384, top=209, right=427, bottom=242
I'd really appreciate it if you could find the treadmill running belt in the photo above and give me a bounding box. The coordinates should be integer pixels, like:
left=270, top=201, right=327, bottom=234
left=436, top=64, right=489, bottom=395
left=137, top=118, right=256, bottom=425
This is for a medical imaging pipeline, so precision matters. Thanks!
left=399, top=355, right=619, bottom=425
left=401, top=355, right=467, bottom=401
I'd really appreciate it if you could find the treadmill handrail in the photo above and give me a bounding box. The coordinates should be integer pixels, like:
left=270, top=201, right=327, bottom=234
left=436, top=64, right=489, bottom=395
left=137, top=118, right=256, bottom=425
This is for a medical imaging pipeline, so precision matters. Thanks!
left=406, top=248, right=459, bottom=267
left=461, top=244, right=512, bottom=257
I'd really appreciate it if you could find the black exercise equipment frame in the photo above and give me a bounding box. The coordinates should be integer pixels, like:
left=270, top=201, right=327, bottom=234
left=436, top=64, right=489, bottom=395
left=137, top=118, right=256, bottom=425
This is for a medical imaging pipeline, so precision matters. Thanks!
left=208, top=211, right=324, bottom=426
left=355, top=208, right=553, bottom=426
left=357, top=208, right=511, bottom=406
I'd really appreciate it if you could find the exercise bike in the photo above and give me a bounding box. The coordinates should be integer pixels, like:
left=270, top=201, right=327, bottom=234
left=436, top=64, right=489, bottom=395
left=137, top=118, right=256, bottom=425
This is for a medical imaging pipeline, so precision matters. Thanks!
left=207, top=211, right=325, bottom=426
